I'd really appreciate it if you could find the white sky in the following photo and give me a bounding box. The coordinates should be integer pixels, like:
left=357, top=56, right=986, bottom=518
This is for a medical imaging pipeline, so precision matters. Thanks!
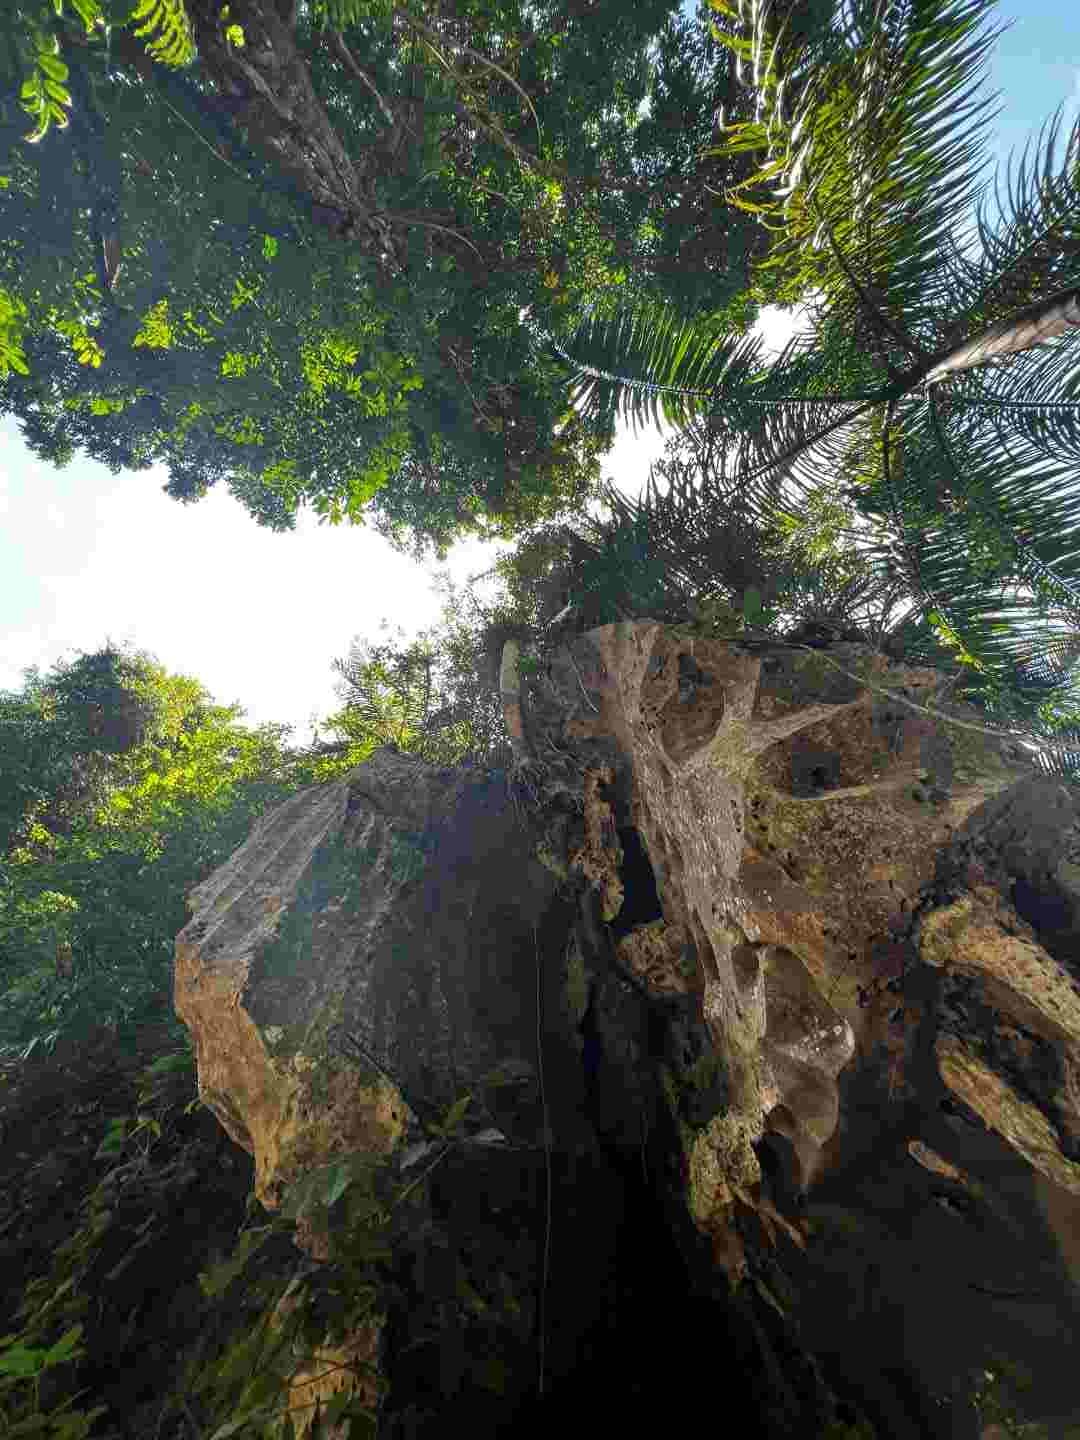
left=0, top=406, right=695, bottom=748
left=0, top=303, right=807, bottom=748
left=0, top=0, right=1073, bottom=748
left=0, top=425, right=620, bottom=745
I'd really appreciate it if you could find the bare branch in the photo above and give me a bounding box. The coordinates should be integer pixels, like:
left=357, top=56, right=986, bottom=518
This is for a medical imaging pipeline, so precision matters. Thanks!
left=396, top=10, right=543, bottom=153
left=924, top=286, right=1080, bottom=386
left=327, top=30, right=398, bottom=130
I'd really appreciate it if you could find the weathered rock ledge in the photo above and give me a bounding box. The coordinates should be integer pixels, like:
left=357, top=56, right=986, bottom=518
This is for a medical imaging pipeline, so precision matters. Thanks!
left=175, top=622, right=1080, bottom=1438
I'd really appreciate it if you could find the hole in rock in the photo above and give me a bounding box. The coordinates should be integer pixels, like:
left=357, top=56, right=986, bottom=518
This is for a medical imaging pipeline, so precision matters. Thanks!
left=791, top=746, right=841, bottom=797
left=677, top=651, right=714, bottom=703
left=755, top=1131, right=805, bottom=1214
left=1012, top=874, right=1074, bottom=951
left=609, top=827, right=663, bottom=939
left=510, top=1146, right=805, bottom=1436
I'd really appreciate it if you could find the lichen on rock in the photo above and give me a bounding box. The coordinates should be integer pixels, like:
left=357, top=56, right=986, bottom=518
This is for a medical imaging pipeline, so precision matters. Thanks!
left=173, top=625, right=1080, bottom=1437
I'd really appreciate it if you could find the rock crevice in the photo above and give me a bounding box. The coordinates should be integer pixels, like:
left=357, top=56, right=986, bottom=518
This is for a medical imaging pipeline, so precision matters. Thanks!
left=174, top=624, right=1080, bottom=1436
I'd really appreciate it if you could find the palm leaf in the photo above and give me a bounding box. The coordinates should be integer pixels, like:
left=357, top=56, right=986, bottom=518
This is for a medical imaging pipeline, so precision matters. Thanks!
left=858, top=390, right=1080, bottom=674
left=709, top=0, right=1003, bottom=365
left=930, top=108, right=1080, bottom=356
left=536, top=297, right=768, bottom=436
left=522, top=0, right=1080, bottom=728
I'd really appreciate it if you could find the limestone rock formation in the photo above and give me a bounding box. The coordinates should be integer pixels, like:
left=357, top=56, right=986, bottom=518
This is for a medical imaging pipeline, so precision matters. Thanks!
left=175, top=756, right=566, bottom=1212
left=175, top=622, right=1080, bottom=1439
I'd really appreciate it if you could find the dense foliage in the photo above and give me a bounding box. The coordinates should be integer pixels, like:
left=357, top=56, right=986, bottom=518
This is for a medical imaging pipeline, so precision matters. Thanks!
left=4, top=0, right=1079, bottom=1072
left=0, top=643, right=345, bottom=1060
left=531, top=0, right=1080, bottom=756
left=0, top=589, right=513, bottom=1063
left=0, top=0, right=771, bottom=556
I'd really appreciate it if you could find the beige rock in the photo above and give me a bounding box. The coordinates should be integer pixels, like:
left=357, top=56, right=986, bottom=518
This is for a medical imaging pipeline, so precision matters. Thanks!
left=174, top=625, right=1080, bottom=1429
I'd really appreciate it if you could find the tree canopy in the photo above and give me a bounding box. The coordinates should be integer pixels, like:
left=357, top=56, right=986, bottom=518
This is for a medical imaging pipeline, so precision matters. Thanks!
left=0, top=634, right=408, bottom=1059
left=3, top=0, right=1080, bottom=1066
left=0, top=0, right=770, bottom=555
left=533, top=0, right=1080, bottom=744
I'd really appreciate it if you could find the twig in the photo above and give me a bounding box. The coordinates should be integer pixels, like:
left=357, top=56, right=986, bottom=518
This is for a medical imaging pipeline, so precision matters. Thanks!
left=180, top=1397, right=202, bottom=1439
left=152, top=90, right=252, bottom=184
left=383, top=213, right=486, bottom=263
left=335, top=1028, right=439, bottom=1129
left=396, top=11, right=543, bottom=154
left=328, top=31, right=399, bottom=130
left=565, top=648, right=599, bottom=713
left=464, top=177, right=517, bottom=207
left=778, top=643, right=1042, bottom=744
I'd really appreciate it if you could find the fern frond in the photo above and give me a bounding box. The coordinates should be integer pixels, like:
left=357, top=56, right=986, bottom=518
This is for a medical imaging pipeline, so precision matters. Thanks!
left=129, top=0, right=195, bottom=68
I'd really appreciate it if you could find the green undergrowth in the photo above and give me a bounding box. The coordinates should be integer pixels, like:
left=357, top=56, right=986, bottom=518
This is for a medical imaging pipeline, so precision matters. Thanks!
left=0, top=1016, right=478, bottom=1440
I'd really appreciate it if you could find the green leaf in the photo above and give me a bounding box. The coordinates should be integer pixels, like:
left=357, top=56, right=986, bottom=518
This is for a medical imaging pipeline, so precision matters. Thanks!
left=71, top=0, right=105, bottom=30
left=322, top=1159, right=352, bottom=1209
left=37, top=52, right=69, bottom=82
left=96, top=1117, right=128, bottom=1155
left=43, top=1325, right=86, bottom=1368
left=435, top=1093, right=471, bottom=1136
left=130, top=0, right=196, bottom=67
left=0, top=1341, right=50, bottom=1378
left=743, top=587, right=764, bottom=625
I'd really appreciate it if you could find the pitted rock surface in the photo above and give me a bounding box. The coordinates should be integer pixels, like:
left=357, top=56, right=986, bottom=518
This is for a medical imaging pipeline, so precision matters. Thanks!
left=174, top=624, right=1080, bottom=1435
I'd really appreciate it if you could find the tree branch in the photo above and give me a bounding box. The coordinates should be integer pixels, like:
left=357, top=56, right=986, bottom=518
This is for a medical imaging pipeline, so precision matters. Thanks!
left=923, top=286, right=1080, bottom=386
left=327, top=29, right=398, bottom=130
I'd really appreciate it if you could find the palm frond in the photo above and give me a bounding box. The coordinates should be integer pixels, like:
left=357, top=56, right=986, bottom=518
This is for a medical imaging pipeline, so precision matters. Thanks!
left=524, top=0, right=1080, bottom=742
left=769, top=561, right=908, bottom=642
left=586, top=410, right=907, bottom=638
left=595, top=429, right=787, bottom=609
left=922, top=337, right=1080, bottom=597
left=537, top=297, right=768, bottom=435
left=545, top=297, right=885, bottom=449
left=709, top=0, right=1003, bottom=363
left=330, top=640, right=436, bottom=749
left=932, top=110, right=1080, bottom=355
left=859, top=392, right=1080, bottom=673
left=932, top=317, right=1080, bottom=468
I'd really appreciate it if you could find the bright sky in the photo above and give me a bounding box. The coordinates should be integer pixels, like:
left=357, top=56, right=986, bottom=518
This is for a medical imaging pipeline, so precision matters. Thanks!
left=1, top=0, right=1076, bottom=747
